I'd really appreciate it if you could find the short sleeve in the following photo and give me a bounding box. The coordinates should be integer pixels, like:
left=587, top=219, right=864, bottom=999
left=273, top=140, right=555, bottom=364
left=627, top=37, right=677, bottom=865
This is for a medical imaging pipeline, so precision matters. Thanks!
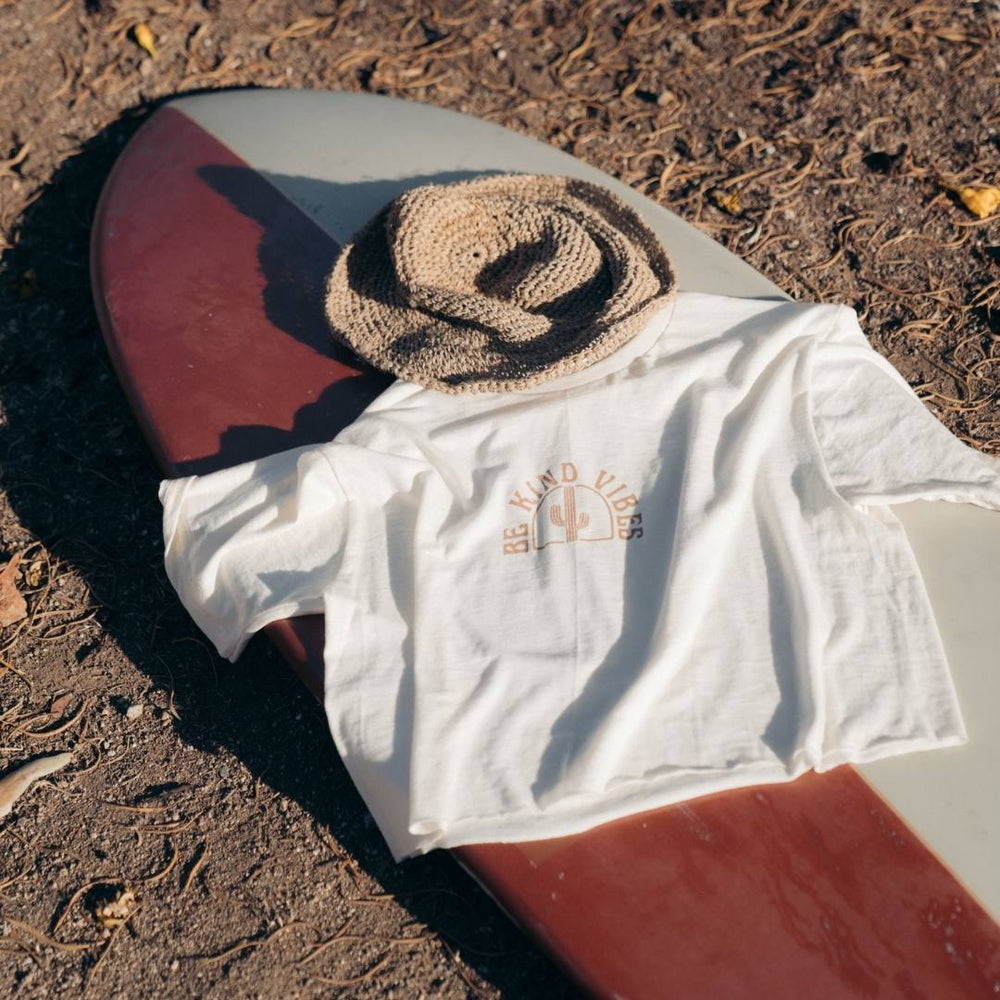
left=159, top=442, right=351, bottom=662
left=809, top=305, right=1000, bottom=508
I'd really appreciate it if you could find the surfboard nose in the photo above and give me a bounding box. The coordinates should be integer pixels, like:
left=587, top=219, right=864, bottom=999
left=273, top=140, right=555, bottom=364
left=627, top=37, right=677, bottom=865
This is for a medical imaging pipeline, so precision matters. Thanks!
left=91, top=104, right=392, bottom=477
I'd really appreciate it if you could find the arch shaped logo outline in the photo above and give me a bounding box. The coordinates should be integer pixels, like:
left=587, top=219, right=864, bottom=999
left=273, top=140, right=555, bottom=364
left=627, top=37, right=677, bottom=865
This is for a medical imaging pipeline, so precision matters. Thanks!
left=532, top=484, right=615, bottom=550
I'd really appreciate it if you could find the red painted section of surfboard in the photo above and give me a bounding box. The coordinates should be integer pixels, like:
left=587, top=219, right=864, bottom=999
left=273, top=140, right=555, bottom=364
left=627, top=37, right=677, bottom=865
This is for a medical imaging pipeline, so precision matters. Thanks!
left=90, top=104, right=1000, bottom=998
left=90, top=106, right=392, bottom=477
left=458, top=768, right=1000, bottom=998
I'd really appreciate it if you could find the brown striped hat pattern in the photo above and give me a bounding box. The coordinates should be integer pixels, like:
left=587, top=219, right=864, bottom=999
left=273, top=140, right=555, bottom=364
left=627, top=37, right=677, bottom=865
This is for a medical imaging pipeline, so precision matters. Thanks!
left=323, top=173, right=679, bottom=394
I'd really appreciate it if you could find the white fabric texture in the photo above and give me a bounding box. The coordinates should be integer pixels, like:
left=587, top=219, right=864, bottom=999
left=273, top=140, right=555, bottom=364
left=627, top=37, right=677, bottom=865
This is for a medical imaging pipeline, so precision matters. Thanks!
left=159, top=291, right=1000, bottom=860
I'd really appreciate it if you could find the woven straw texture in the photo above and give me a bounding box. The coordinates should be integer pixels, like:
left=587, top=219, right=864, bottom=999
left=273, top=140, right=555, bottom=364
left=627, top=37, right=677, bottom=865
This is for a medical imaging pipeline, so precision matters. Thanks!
left=323, top=173, right=678, bottom=394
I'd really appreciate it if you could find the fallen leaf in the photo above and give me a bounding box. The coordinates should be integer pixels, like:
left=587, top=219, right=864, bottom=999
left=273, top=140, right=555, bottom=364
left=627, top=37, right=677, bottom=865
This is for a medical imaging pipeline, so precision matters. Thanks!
left=0, top=752, right=74, bottom=819
left=0, top=552, right=27, bottom=628
left=9, top=269, right=38, bottom=300
left=93, top=888, right=137, bottom=928
left=23, top=559, right=43, bottom=588
left=49, top=692, right=74, bottom=716
left=953, top=185, right=1000, bottom=220
left=710, top=188, right=742, bottom=215
left=134, top=22, right=157, bottom=58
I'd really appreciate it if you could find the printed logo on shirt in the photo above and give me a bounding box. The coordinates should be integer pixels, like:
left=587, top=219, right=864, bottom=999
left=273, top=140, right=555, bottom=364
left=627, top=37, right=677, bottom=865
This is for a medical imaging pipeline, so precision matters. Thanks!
left=503, top=462, right=643, bottom=554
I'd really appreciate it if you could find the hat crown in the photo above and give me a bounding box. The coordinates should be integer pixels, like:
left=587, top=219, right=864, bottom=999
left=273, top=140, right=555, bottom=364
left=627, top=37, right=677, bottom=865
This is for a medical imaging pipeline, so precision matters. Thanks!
left=390, top=189, right=609, bottom=341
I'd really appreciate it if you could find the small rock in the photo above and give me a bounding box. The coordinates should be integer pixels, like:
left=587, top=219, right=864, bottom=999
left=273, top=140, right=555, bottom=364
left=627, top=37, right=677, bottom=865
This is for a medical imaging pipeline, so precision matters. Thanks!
left=656, top=89, right=676, bottom=107
left=125, top=704, right=143, bottom=721
left=139, top=58, right=154, bottom=78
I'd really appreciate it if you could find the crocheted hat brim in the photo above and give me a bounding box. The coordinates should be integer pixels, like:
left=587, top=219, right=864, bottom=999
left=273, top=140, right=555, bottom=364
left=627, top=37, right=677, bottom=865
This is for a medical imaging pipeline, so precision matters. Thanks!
left=323, top=173, right=678, bottom=394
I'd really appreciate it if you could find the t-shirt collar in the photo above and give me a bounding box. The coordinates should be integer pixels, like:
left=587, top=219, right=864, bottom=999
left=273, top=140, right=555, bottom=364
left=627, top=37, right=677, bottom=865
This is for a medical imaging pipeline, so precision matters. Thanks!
left=503, top=291, right=679, bottom=395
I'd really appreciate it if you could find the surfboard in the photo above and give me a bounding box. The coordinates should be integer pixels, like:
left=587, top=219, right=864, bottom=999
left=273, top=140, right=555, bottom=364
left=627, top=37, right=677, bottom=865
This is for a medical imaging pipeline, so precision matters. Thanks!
left=90, top=88, right=1000, bottom=996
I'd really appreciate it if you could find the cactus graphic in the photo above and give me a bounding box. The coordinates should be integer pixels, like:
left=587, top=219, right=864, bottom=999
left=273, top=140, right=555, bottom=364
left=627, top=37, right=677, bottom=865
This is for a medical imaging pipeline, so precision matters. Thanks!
left=550, top=486, right=590, bottom=542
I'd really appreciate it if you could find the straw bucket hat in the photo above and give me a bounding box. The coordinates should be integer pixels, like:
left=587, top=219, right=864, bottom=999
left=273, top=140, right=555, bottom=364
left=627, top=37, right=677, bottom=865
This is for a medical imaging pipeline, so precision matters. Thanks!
left=323, top=173, right=678, bottom=394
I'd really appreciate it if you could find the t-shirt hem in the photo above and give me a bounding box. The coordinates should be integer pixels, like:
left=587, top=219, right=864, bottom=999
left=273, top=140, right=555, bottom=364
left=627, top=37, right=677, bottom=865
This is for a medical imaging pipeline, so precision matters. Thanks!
left=220, top=602, right=316, bottom=662
left=159, top=476, right=196, bottom=551
left=395, top=732, right=969, bottom=859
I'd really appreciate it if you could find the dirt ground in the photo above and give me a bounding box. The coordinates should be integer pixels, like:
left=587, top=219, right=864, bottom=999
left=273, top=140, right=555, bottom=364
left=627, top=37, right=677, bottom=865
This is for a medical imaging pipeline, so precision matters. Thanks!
left=0, top=0, right=997, bottom=997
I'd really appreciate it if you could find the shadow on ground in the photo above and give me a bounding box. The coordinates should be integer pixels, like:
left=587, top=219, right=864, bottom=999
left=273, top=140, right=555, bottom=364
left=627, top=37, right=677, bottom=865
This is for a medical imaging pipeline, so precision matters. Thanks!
left=0, top=90, right=578, bottom=998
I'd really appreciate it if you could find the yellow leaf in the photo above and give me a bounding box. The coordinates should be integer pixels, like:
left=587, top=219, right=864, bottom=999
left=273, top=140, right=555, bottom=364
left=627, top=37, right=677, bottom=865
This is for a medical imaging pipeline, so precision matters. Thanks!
left=710, top=189, right=742, bottom=215
left=954, top=185, right=1000, bottom=220
left=134, top=22, right=157, bottom=59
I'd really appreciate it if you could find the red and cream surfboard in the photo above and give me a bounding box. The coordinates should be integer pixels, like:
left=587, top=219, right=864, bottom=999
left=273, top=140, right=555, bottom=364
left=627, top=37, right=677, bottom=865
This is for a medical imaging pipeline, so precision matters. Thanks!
left=90, top=89, right=1000, bottom=997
